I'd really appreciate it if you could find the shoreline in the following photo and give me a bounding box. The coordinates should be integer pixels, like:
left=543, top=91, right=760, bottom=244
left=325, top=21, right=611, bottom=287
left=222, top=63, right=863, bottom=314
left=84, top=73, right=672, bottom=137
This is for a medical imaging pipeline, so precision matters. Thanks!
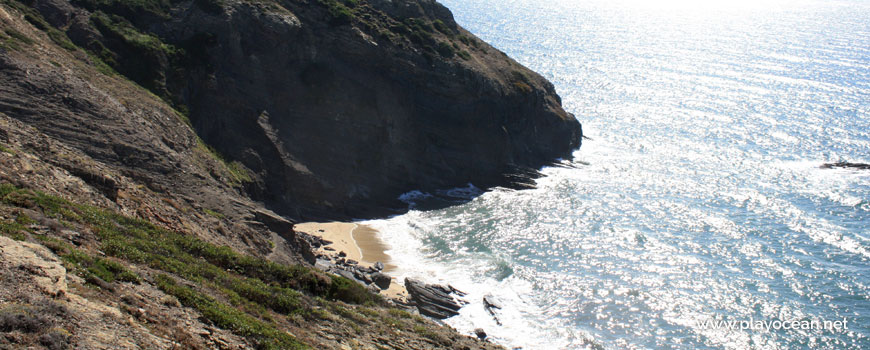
left=294, top=222, right=408, bottom=300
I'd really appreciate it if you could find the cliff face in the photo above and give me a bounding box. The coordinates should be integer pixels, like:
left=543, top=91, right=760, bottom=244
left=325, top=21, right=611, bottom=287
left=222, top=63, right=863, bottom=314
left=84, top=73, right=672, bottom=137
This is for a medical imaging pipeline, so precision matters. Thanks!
left=0, top=0, right=578, bottom=348
left=19, top=0, right=582, bottom=219
left=179, top=0, right=582, bottom=218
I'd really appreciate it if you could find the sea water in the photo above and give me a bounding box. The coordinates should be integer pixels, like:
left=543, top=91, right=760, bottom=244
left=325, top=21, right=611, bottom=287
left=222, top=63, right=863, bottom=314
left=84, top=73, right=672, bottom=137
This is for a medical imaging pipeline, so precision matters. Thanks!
left=362, top=0, right=870, bottom=348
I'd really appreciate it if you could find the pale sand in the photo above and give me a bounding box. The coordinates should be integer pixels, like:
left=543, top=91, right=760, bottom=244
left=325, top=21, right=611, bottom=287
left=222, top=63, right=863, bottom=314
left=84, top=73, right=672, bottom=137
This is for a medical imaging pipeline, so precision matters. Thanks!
left=294, top=222, right=408, bottom=300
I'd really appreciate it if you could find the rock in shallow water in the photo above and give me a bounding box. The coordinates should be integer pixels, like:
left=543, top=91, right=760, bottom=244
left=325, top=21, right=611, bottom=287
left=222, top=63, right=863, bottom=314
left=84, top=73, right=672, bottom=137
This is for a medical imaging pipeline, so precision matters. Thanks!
left=483, top=294, right=503, bottom=326
left=404, top=278, right=462, bottom=319
left=820, top=162, right=870, bottom=170
left=474, top=328, right=487, bottom=340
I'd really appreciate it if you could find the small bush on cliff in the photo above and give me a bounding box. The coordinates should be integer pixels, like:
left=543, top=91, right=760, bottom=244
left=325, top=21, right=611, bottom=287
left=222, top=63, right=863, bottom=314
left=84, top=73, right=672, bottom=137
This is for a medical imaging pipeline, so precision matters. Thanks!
left=436, top=41, right=455, bottom=58
left=0, top=29, right=34, bottom=51
left=0, top=305, right=51, bottom=333
left=0, top=220, right=29, bottom=240
left=458, top=50, right=471, bottom=60
left=196, top=139, right=253, bottom=186
left=432, top=19, right=453, bottom=36
left=317, top=0, right=354, bottom=25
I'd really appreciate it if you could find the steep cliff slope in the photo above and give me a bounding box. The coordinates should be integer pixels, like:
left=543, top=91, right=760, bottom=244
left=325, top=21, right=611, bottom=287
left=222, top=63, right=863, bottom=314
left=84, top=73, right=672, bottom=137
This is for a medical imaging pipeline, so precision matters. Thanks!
left=0, top=0, right=580, bottom=347
left=9, top=0, right=582, bottom=219
left=0, top=2, right=508, bottom=347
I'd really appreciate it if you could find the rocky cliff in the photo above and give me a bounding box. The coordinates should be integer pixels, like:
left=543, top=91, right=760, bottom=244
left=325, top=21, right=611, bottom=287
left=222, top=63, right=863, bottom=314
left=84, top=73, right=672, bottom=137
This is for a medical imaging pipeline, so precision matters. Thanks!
left=9, top=0, right=582, bottom=219
left=0, top=0, right=579, bottom=348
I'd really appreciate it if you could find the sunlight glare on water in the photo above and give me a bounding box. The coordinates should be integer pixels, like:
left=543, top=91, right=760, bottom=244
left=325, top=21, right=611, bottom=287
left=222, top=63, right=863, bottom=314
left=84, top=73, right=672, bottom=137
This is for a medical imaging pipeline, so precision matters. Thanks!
left=364, top=0, right=870, bottom=348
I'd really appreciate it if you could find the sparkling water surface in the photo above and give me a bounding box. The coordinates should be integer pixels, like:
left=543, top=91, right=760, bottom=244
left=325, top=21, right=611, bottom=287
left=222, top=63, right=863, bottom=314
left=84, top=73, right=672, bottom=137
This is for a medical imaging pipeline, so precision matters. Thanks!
left=363, top=0, right=870, bottom=348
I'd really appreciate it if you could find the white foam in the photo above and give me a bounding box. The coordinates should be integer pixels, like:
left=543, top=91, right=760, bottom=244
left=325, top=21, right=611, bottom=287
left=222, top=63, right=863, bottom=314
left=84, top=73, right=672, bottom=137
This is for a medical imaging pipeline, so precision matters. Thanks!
left=362, top=213, right=579, bottom=349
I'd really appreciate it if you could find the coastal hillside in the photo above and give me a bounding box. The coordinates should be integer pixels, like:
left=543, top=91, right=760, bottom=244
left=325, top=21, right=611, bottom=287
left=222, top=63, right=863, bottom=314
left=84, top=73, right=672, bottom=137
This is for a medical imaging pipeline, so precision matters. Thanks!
left=0, top=0, right=581, bottom=219
left=0, top=0, right=581, bottom=348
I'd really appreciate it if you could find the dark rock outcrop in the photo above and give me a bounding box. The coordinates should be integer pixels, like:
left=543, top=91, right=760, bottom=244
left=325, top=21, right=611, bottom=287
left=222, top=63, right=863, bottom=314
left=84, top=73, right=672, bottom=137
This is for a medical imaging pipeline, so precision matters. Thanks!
left=371, top=272, right=392, bottom=290
left=483, top=294, right=503, bottom=325
left=405, top=278, right=462, bottom=319
left=9, top=0, right=582, bottom=220
left=821, top=162, right=870, bottom=170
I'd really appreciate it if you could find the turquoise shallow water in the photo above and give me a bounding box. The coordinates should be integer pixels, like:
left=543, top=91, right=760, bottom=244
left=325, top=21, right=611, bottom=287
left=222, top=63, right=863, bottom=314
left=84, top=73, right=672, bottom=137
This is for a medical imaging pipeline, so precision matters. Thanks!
left=364, top=0, right=870, bottom=348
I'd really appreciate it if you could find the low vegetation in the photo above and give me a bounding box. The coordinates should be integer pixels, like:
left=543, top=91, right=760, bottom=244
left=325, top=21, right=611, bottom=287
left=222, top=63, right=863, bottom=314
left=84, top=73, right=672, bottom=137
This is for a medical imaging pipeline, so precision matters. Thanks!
left=196, top=139, right=253, bottom=186
left=0, top=183, right=382, bottom=349
left=2, top=0, right=77, bottom=50
left=155, top=274, right=306, bottom=350
left=0, top=301, right=72, bottom=350
left=317, top=0, right=357, bottom=24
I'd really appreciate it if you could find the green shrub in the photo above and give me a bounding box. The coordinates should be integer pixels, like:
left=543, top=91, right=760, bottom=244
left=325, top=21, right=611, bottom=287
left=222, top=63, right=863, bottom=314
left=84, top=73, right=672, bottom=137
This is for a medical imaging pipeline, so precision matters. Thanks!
left=317, top=0, right=354, bottom=24
left=388, top=308, right=412, bottom=319
left=202, top=208, right=225, bottom=219
left=87, top=258, right=140, bottom=283
left=4, top=29, right=34, bottom=45
left=0, top=220, right=28, bottom=241
left=432, top=19, right=453, bottom=36
left=436, top=41, right=454, bottom=58
left=156, top=274, right=306, bottom=350
left=196, top=139, right=252, bottom=186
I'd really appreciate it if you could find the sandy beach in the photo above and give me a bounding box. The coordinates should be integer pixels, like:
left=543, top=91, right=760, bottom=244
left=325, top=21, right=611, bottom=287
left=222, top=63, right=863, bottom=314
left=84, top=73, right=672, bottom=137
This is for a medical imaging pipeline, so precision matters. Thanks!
left=294, top=222, right=407, bottom=299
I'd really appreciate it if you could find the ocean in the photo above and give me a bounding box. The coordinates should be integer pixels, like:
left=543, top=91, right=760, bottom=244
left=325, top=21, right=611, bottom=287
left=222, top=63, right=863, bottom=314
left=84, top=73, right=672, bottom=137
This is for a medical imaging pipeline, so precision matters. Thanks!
left=363, top=0, right=870, bottom=348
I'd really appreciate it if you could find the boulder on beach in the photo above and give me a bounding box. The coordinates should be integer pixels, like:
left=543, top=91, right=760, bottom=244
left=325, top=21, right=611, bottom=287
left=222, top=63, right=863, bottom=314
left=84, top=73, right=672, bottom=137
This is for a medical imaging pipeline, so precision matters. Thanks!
left=372, top=272, right=392, bottom=290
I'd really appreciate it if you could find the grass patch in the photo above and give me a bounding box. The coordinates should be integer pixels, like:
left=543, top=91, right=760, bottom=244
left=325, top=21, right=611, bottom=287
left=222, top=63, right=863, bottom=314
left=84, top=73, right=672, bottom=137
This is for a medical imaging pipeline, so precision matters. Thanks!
left=0, top=144, right=14, bottom=155
left=88, top=11, right=181, bottom=95
left=36, top=235, right=141, bottom=285
left=202, top=208, right=225, bottom=219
left=0, top=220, right=28, bottom=241
left=388, top=308, right=412, bottom=319
left=457, top=50, right=471, bottom=60
left=412, top=324, right=449, bottom=345
left=91, top=12, right=178, bottom=57
left=316, top=0, right=355, bottom=25
left=156, top=274, right=306, bottom=350
left=196, top=138, right=253, bottom=186
left=2, top=28, right=35, bottom=50
left=0, top=183, right=382, bottom=347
